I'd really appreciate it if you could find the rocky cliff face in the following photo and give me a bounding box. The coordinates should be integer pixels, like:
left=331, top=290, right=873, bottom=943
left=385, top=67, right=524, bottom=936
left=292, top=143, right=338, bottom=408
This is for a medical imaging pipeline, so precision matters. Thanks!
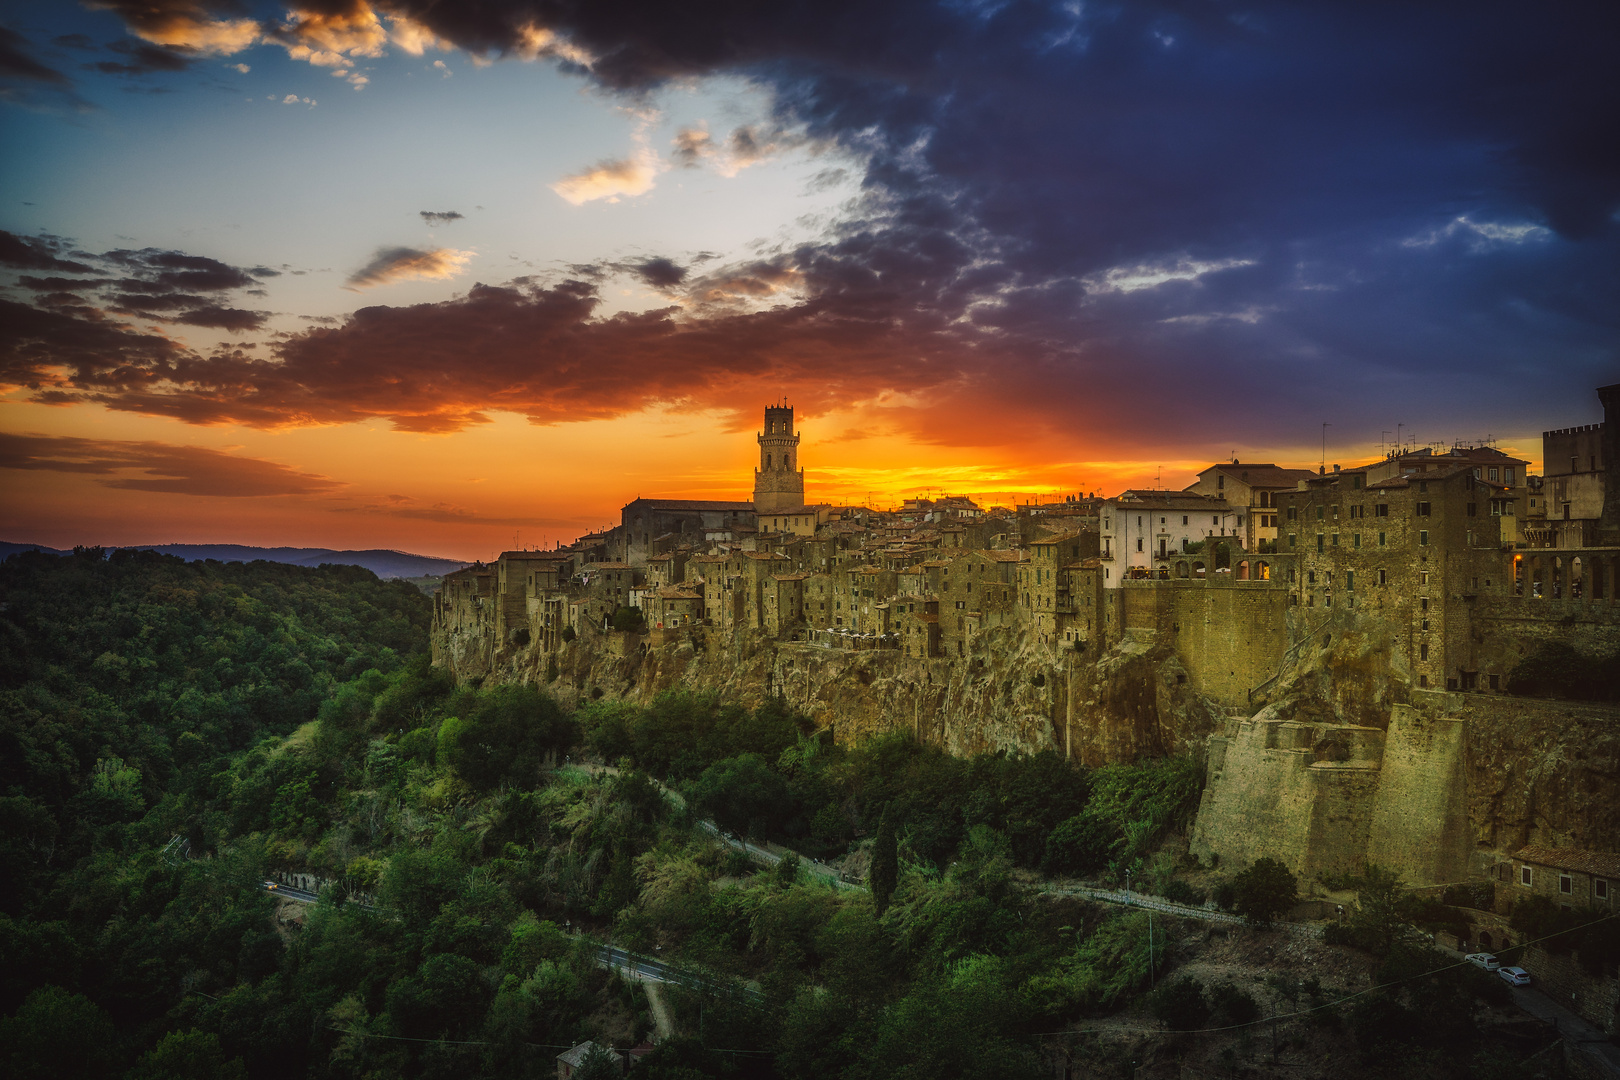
left=475, top=624, right=1222, bottom=763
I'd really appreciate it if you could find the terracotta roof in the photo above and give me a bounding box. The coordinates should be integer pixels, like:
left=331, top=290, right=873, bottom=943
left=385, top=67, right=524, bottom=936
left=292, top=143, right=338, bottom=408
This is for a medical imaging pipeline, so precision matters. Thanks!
left=1196, top=463, right=1318, bottom=488
left=1512, top=846, right=1620, bottom=878
left=773, top=572, right=811, bottom=581
left=588, top=562, right=635, bottom=570
left=980, top=549, right=1028, bottom=562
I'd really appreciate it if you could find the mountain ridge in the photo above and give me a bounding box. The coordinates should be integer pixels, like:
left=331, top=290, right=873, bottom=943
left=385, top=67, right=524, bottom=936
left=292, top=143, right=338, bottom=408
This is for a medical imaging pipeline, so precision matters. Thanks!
left=0, top=541, right=471, bottom=579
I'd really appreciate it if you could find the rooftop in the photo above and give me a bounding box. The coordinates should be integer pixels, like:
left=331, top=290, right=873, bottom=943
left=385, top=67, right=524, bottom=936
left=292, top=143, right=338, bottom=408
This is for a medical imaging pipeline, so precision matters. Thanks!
left=1512, top=846, right=1620, bottom=878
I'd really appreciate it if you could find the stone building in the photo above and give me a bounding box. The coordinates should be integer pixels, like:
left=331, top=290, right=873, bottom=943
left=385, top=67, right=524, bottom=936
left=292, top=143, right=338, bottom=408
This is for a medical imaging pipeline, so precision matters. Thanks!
left=1100, top=490, right=1237, bottom=584
left=1505, top=846, right=1618, bottom=910
left=1184, top=462, right=1316, bottom=552
left=1278, top=460, right=1516, bottom=692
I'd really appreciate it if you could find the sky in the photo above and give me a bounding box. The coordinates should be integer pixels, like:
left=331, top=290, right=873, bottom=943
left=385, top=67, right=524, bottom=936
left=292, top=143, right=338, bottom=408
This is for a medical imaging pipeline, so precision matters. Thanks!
left=1, top=1, right=1617, bottom=560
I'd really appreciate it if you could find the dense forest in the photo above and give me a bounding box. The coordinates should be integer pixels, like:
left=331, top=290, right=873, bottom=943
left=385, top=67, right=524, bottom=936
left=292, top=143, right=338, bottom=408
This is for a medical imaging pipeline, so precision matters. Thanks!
left=1, top=549, right=1599, bottom=1079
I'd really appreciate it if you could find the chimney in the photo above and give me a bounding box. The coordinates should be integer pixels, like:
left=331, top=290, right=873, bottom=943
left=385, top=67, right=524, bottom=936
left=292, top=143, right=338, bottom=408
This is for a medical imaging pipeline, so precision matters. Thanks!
left=1333, top=464, right=1340, bottom=473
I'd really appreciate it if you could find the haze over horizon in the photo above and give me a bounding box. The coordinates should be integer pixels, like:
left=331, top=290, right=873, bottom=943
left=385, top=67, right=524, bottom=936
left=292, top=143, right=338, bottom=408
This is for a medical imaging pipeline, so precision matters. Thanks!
left=3, top=0, right=1616, bottom=555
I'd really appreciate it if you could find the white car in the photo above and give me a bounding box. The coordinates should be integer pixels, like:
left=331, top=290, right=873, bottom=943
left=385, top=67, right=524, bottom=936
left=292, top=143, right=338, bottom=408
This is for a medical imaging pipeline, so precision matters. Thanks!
left=1464, top=953, right=1499, bottom=971
left=1497, top=966, right=1532, bottom=986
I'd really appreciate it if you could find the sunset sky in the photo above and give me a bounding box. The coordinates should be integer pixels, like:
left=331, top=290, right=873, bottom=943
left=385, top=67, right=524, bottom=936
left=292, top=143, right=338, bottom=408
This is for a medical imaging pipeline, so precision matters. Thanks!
left=2, top=1, right=1616, bottom=560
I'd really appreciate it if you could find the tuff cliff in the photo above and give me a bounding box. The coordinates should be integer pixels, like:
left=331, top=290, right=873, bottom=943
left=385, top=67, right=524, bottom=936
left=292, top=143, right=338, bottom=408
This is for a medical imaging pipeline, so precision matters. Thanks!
left=478, top=622, right=1223, bottom=764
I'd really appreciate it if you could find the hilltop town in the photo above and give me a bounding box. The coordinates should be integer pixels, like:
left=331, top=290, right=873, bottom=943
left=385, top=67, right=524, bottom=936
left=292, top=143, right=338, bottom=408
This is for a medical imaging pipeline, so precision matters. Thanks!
left=433, top=387, right=1619, bottom=897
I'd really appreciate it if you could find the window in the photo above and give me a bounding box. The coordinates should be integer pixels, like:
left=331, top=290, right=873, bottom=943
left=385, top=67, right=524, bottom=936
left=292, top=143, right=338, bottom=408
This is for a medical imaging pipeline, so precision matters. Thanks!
left=1378, top=569, right=1387, bottom=585
left=1419, top=531, right=1429, bottom=546
left=1378, top=531, right=1387, bottom=547
left=1288, top=534, right=1296, bottom=548
left=1316, top=534, right=1325, bottom=553
left=1308, top=570, right=1316, bottom=584
left=1505, top=467, right=1515, bottom=484
left=1521, top=866, right=1532, bottom=887
left=1346, top=571, right=1355, bottom=590
left=1331, top=533, right=1339, bottom=547
left=1213, top=515, right=1219, bottom=526
left=1419, top=481, right=1428, bottom=494
left=1137, top=516, right=1142, bottom=527
left=1416, top=502, right=1432, bottom=516
left=1489, top=468, right=1499, bottom=481
left=1161, top=517, right=1166, bottom=525
left=1420, top=597, right=1429, bottom=612
left=1560, top=874, right=1572, bottom=896
left=1420, top=674, right=1428, bottom=687
left=1353, top=533, right=1361, bottom=549
left=1353, top=476, right=1364, bottom=490
left=1467, top=503, right=1477, bottom=517
left=1597, top=878, right=1609, bottom=900
left=1287, top=506, right=1297, bottom=521
left=1182, top=515, right=1189, bottom=525
left=1217, top=475, right=1224, bottom=489
left=1316, top=506, right=1325, bottom=520
left=1136, top=538, right=1143, bottom=552
left=1420, top=571, right=1429, bottom=585
left=1376, top=503, right=1389, bottom=517
left=1420, top=643, right=1429, bottom=660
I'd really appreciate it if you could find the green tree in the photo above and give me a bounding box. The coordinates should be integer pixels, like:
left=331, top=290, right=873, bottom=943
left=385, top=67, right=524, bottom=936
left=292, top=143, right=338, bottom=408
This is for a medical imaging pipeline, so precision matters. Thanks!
left=686, top=754, right=790, bottom=838
left=0, top=985, right=118, bottom=1080
left=1232, top=856, right=1298, bottom=927
left=870, top=806, right=898, bottom=916
left=1353, top=864, right=1415, bottom=955
left=127, top=1029, right=247, bottom=1080
left=1151, top=975, right=1210, bottom=1030
left=436, top=684, right=575, bottom=791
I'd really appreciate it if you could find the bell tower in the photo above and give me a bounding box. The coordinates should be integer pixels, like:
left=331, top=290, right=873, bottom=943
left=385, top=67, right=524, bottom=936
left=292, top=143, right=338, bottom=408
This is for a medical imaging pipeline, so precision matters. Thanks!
left=753, top=402, right=805, bottom=513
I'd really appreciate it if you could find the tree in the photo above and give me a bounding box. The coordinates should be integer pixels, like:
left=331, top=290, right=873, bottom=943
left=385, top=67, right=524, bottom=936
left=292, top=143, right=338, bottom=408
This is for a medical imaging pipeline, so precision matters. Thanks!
left=870, top=806, right=898, bottom=916
left=1151, top=975, right=1211, bottom=1030
left=1232, top=857, right=1298, bottom=927
left=775, top=851, right=802, bottom=890
left=686, top=754, right=790, bottom=838
left=1354, top=864, right=1415, bottom=955
left=127, top=1029, right=247, bottom=1080
left=0, top=985, right=117, bottom=1080
left=436, top=684, right=575, bottom=791
left=574, top=1042, right=624, bottom=1080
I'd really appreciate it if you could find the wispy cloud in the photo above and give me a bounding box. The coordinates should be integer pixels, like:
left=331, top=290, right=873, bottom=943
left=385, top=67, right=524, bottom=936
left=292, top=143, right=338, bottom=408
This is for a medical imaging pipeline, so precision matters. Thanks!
left=0, top=433, right=340, bottom=497
left=345, top=246, right=474, bottom=289
left=551, top=149, right=662, bottom=205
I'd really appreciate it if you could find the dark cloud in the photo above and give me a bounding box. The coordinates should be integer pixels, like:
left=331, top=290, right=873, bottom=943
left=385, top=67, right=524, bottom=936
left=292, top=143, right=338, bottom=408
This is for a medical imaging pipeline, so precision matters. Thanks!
left=103, top=248, right=260, bottom=291
left=169, top=304, right=269, bottom=331
left=92, top=39, right=194, bottom=76
left=53, top=34, right=96, bottom=50
left=0, top=25, right=73, bottom=85
left=631, top=257, right=686, bottom=289
left=0, top=231, right=96, bottom=274
left=420, top=210, right=464, bottom=226
left=0, top=432, right=341, bottom=497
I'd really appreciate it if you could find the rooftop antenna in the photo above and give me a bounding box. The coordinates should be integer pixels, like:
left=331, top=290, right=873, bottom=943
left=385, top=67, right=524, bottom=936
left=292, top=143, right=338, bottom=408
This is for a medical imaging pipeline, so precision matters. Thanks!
left=1382, top=431, right=1392, bottom=458
left=1397, top=423, right=1404, bottom=453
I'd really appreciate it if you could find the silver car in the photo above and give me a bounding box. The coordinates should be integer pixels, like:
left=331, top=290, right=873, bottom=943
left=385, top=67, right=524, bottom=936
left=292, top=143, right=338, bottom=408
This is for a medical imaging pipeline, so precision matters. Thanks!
left=1497, top=966, right=1531, bottom=986
left=1464, top=953, right=1499, bottom=971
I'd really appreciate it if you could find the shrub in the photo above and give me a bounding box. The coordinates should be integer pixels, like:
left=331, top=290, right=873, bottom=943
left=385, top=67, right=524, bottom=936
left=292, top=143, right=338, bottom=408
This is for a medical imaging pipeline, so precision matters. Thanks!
left=1232, top=857, right=1298, bottom=927
left=1159, top=879, right=1207, bottom=907
left=1151, top=975, right=1210, bottom=1030
left=1209, top=982, right=1261, bottom=1026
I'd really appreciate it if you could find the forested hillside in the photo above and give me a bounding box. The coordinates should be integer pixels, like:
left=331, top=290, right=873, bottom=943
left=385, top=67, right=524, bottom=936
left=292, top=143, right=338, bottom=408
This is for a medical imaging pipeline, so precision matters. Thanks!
left=0, top=551, right=1572, bottom=1079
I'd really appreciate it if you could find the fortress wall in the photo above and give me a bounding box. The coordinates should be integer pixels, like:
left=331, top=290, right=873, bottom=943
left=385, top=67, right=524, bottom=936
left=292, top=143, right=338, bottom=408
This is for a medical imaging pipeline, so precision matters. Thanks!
left=1301, top=762, right=1382, bottom=878
left=1168, top=583, right=1290, bottom=708
left=1366, top=704, right=1471, bottom=885
left=1190, top=719, right=1353, bottom=872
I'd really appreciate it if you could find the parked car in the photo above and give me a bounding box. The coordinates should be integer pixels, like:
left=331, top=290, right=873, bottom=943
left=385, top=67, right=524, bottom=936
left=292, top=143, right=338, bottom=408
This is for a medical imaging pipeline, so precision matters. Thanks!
left=1498, top=966, right=1532, bottom=986
left=1465, top=953, right=1500, bottom=971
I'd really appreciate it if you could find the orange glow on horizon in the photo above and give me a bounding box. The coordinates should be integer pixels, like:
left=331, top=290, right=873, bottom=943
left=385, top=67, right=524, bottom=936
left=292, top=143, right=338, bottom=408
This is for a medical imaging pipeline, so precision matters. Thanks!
left=1, top=395, right=1546, bottom=560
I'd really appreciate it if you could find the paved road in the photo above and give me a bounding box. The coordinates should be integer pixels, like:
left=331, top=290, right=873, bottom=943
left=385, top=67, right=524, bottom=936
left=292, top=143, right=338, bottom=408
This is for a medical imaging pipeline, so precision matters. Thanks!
left=1433, top=945, right=1620, bottom=1079
left=263, top=881, right=322, bottom=904
left=597, top=945, right=764, bottom=1005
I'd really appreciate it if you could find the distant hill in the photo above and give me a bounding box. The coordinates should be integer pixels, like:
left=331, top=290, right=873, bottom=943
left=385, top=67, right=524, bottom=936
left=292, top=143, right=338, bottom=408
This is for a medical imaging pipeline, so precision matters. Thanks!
left=0, top=542, right=470, bottom=579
